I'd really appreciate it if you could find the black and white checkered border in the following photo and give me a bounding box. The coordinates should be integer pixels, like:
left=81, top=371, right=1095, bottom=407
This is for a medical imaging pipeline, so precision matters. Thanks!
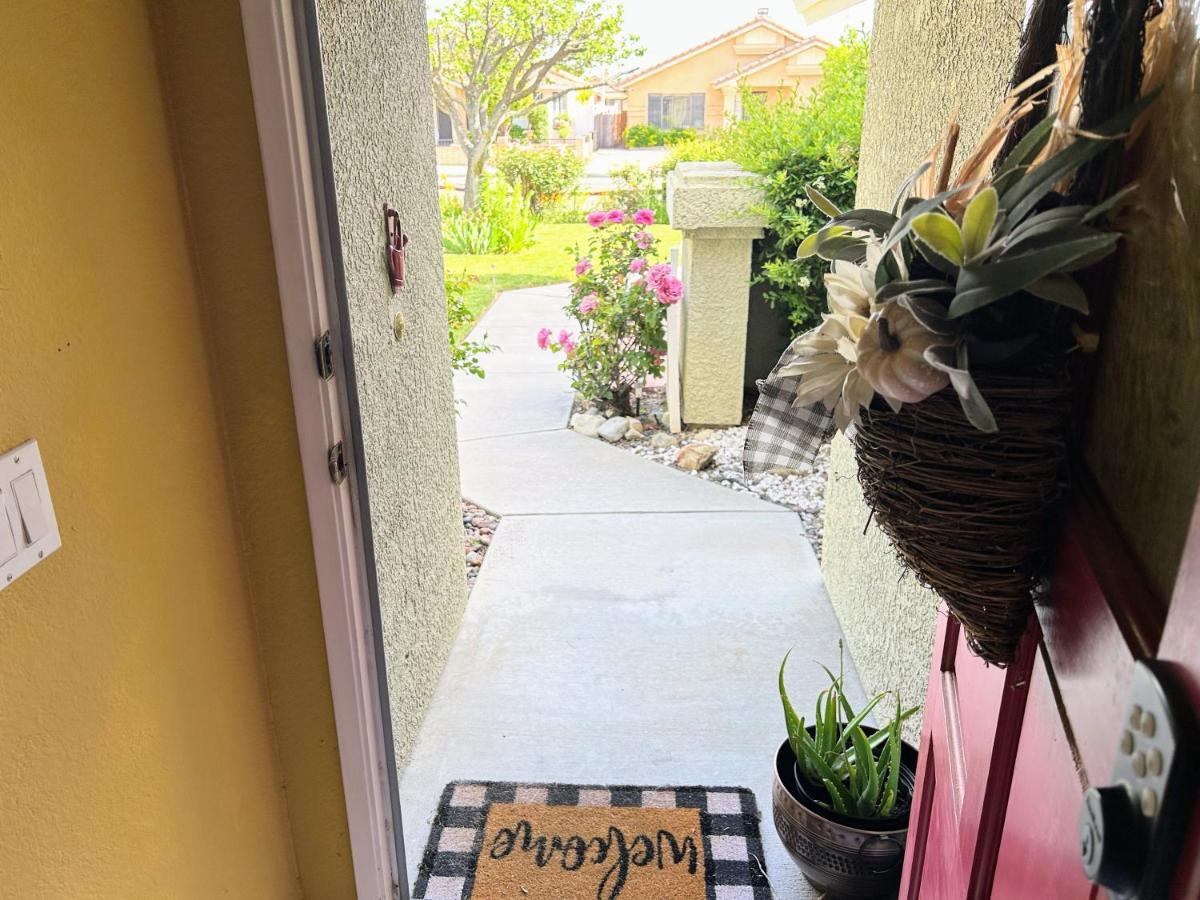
left=743, top=338, right=835, bottom=476
left=413, top=781, right=772, bottom=900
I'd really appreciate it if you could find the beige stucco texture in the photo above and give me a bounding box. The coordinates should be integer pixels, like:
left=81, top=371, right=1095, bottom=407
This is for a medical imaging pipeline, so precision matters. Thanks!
left=668, top=163, right=766, bottom=426
left=315, top=0, right=466, bottom=765
left=822, top=0, right=1025, bottom=741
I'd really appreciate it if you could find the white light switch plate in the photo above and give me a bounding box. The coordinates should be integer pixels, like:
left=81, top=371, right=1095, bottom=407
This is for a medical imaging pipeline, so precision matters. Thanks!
left=0, top=440, right=61, bottom=590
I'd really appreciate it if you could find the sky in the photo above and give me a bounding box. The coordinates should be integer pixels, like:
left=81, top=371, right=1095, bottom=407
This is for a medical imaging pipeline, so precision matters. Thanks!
left=426, top=1, right=874, bottom=75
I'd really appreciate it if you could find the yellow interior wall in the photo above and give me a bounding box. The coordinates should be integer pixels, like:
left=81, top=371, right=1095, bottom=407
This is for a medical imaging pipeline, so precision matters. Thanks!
left=150, top=1, right=357, bottom=895
left=0, top=2, right=348, bottom=896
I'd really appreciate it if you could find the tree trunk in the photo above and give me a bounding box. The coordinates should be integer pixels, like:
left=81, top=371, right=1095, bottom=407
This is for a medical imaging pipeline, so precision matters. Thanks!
left=462, top=142, right=490, bottom=212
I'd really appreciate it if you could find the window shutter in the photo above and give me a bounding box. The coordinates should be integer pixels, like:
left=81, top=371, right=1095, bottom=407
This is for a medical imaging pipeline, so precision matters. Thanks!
left=648, top=94, right=662, bottom=127
left=690, top=93, right=705, bottom=130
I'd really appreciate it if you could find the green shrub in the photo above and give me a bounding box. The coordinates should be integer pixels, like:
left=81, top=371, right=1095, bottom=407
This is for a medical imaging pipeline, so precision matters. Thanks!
left=623, top=123, right=663, bottom=147
left=539, top=191, right=594, bottom=223
left=662, top=134, right=735, bottom=174
left=507, top=123, right=526, bottom=141
left=493, top=146, right=585, bottom=212
left=553, top=112, right=571, bottom=139
left=755, top=152, right=857, bottom=332
left=441, top=176, right=538, bottom=254
left=607, top=164, right=667, bottom=222
left=528, top=105, right=549, bottom=143
left=662, top=127, right=696, bottom=146
left=445, top=271, right=494, bottom=378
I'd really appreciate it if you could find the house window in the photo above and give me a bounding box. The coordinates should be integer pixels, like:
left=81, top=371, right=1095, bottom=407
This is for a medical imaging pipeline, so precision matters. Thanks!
left=647, top=93, right=705, bottom=130
left=435, top=108, right=454, bottom=145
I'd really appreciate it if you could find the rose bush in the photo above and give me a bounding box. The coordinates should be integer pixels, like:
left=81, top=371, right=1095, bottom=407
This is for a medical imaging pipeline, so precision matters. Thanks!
left=538, top=208, right=681, bottom=413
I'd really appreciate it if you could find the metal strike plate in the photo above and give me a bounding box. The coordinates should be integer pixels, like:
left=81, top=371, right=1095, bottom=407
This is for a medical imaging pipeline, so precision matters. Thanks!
left=1080, top=659, right=1198, bottom=897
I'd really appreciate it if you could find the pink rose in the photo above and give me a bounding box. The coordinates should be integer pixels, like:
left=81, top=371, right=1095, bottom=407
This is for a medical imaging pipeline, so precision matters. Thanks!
left=634, top=230, right=653, bottom=250
left=646, top=262, right=672, bottom=288
left=562, top=338, right=576, bottom=355
left=651, top=348, right=666, bottom=365
left=586, top=210, right=608, bottom=227
left=656, top=275, right=684, bottom=305
left=558, top=329, right=571, bottom=345
left=536, top=327, right=551, bottom=349
left=574, top=258, right=592, bottom=276
left=606, top=209, right=626, bottom=223
left=629, top=258, right=647, bottom=273
left=633, top=208, right=655, bottom=226
left=579, top=293, right=600, bottom=314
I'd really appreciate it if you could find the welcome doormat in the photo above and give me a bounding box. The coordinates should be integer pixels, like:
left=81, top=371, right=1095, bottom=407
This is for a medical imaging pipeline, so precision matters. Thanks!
left=414, top=781, right=772, bottom=900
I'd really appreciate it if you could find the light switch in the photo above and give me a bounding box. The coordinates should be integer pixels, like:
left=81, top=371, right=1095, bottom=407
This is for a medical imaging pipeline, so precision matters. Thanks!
left=0, top=440, right=61, bottom=590
left=0, top=497, right=16, bottom=565
left=12, top=472, right=48, bottom=544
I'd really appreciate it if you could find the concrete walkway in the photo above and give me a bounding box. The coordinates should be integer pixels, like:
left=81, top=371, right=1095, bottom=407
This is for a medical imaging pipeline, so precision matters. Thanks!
left=400, top=284, right=864, bottom=899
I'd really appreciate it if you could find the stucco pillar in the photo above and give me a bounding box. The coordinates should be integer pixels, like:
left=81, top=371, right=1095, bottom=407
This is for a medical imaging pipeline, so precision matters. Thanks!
left=666, top=162, right=766, bottom=426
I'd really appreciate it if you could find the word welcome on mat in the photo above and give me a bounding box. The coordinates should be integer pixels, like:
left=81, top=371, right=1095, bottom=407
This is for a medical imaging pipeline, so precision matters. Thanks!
left=415, top=781, right=773, bottom=900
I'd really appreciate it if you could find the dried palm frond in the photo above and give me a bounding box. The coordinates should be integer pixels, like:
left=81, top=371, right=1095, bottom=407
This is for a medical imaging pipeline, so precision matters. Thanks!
left=945, top=66, right=1057, bottom=215
left=1134, top=0, right=1176, bottom=144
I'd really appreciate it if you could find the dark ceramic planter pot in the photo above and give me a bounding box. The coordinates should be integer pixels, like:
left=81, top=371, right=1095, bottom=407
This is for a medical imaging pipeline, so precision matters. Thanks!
left=772, top=727, right=919, bottom=899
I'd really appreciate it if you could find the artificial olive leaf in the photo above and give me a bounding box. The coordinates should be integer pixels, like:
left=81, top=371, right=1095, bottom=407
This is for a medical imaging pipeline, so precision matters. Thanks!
left=912, top=212, right=966, bottom=265
left=992, top=114, right=1055, bottom=191
left=1026, top=273, right=1089, bottom=313
left=829, top=208, right=900, bottom=236
left=897, top=294, right=956, bottom=335
left=817, top=235, right=871, bottom=263
left=890, top=161, right=933, bottom=215
left=965, top=333, right=1039, bottom=364
left=1000, top=89, right=1161, bottom=226
left=950, top=232, right=1119, bottom=317
left=796, top=230, right=822, bottom=259
left=797, top=225, right=850, bottom=260
left=1082, top=182, right=1138, bottom=223
left=961, top=187, right=998, bottom=259
left=880, top=183, right=977, bottom=257
left=911, top=229, right=962, bottom=275
left=1001, top=206, right=1094, bottom=249
left=806, top=184, right=843, bottom=218
left=875, top=279, right=954, bottom=304
left=923, top=344, right=998, bottom=432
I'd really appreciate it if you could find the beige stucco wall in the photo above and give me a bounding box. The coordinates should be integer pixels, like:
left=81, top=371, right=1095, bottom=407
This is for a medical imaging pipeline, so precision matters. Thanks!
left=624, top=23, right=821, bottom=130
left=315, top=0, right=466, bottom=764
left=822, top=0, right=1024, bottom=741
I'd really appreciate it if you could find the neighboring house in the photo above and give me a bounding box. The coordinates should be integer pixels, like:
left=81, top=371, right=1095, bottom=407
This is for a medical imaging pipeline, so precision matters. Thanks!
left=618, top=11, right=830, bottom=132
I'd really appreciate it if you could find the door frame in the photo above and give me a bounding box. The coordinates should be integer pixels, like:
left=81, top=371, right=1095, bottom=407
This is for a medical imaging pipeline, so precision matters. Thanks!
left=239, top=1, right=408, bottom=896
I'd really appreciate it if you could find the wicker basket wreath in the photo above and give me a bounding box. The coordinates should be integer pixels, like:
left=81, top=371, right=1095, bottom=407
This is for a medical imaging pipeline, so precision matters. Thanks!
left=746, top=0, right=1170, bottom=664
left=854, top=374, right=1071, bottom=663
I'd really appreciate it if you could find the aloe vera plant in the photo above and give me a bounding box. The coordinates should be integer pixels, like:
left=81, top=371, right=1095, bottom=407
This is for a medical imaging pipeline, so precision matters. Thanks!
left=779, top=645, right=918, bottom=819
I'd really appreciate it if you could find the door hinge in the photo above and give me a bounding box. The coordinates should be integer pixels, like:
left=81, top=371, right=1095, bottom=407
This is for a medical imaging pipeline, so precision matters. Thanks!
left=314, top=330, right=335, bottom=381
left=328, top=441, right=348, bottom=485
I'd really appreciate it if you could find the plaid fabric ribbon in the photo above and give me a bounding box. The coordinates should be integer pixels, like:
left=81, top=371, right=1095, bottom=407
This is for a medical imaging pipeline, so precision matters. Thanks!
left=743, top=341, right=835, bottom=474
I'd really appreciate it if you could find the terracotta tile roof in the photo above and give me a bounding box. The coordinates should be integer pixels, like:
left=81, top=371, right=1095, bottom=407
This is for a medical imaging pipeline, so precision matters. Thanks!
left=711, top=36, right=831, bottom=87
left=616, top=16, right=811, bottom=88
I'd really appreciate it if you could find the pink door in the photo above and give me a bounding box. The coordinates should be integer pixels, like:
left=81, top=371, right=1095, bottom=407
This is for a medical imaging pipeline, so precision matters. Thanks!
left=899, top=480, right=1200, bottom=898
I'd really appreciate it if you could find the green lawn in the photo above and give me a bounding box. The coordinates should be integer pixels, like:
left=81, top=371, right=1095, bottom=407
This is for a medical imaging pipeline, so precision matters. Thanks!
left=445, top=223, right=681, bottom=338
